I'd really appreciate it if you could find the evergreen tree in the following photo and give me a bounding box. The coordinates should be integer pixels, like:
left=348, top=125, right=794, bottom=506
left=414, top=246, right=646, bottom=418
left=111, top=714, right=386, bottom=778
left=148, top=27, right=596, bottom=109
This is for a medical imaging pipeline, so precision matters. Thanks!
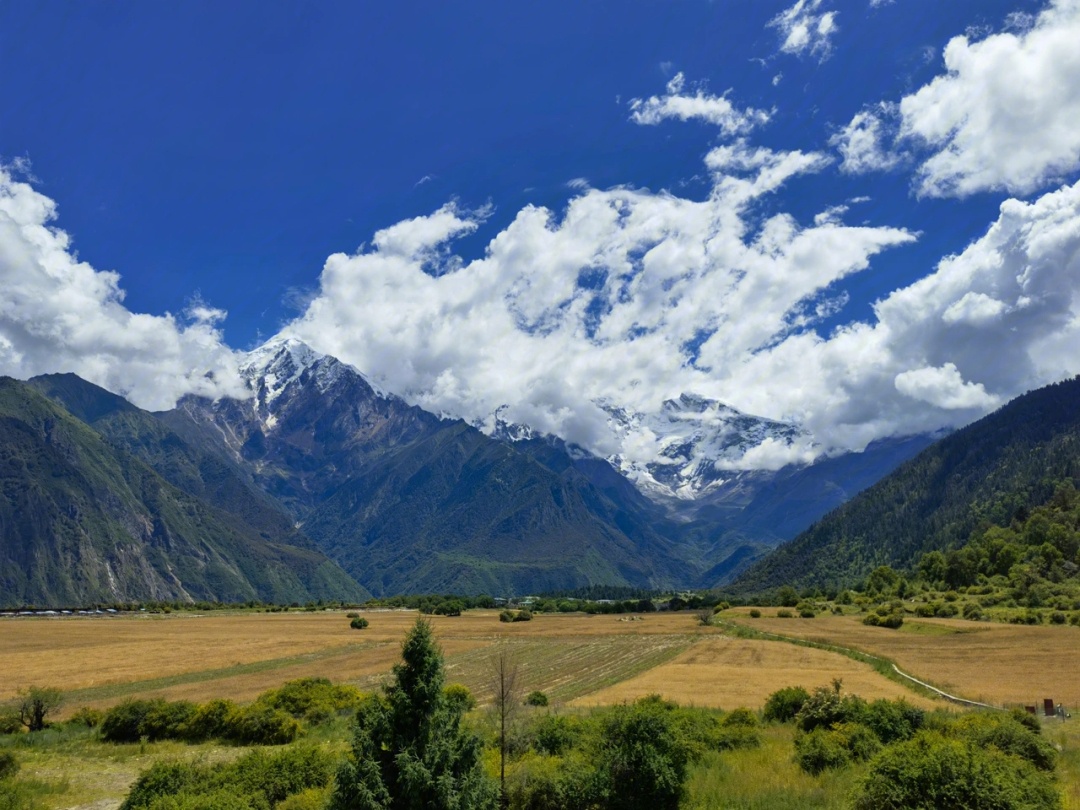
left=329, top=618, right=497, bottom=810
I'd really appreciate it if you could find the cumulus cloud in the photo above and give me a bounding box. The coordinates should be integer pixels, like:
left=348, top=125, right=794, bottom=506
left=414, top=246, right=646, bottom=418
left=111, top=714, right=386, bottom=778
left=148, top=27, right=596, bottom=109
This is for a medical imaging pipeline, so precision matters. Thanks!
left=628, top=73, right=770, bottom=133
left=281, top=137, right=1080, bottom=470
left=0, top=165, right=246, bottom=410
left=768, top=0, right=839, bottom=60
left=894, top=364, right=999, bottom=410
left=900, top=0, right=1080, bottom=197
left=283, top=131, right=916, bottom=468
left=830, top=103, right=906, bottom=174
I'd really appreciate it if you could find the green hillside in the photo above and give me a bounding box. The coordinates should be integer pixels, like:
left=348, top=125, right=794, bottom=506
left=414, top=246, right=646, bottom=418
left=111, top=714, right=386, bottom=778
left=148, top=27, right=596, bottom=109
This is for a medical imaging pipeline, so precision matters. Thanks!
left=734, top=376, right=1080, bottom=592
left=0, top=377, right=368, bottom=606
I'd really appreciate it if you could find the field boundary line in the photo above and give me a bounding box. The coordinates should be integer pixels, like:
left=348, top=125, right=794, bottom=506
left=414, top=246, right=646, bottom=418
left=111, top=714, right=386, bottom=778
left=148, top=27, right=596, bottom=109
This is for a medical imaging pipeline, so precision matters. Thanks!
left=712, top=618, right=1002, bottom=709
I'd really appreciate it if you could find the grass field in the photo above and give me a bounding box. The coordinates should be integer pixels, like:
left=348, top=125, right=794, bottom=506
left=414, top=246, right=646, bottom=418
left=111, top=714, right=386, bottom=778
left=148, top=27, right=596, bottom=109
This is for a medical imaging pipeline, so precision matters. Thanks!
left=720, top=608, right=1080, bottom=708
left=8, top=608, right=1080, bottom=809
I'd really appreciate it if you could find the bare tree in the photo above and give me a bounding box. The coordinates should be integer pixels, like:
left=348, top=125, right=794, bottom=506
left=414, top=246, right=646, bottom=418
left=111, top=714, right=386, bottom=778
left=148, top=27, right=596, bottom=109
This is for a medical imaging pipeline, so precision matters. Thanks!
left=488, top=644, right=522, bottom=809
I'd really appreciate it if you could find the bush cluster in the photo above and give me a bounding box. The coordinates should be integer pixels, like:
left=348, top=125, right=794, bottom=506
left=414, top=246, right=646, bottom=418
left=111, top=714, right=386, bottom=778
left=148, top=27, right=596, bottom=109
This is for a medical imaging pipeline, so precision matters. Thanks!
left=100, top=678, right=363, bottom=746
left=120, top=745, right=335, bottom=810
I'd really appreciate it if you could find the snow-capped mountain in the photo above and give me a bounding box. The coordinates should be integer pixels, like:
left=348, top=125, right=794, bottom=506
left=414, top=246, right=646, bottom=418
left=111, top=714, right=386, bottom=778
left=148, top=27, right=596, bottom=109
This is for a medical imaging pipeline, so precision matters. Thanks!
left=601, top=394, right=811, bottom=502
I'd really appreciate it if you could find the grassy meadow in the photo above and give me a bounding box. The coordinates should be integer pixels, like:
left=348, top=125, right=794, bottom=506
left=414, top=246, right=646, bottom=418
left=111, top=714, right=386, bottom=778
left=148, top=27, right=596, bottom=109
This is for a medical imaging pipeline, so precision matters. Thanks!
left=4, top=606, right=1080, bottom=808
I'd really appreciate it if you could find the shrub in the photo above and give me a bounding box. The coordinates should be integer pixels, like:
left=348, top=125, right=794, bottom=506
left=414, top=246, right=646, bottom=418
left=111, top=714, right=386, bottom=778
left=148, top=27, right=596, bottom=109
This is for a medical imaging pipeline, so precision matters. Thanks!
left=531, top=714, right=582, bottom=756
left=224, top=704, right=301, bottom=745
left=526, top=691, right=549, bottom=707
left=185, top=699, right=237, bottom=741
left=513, top=610, right=533, bottom=622
left=444, top=684, right=477, bottom=713
left=763, top=687, right=810, bottom=723
left=850, top=732, right=1061, bottom=810
left=15, top=686, right=62, bottom=731
left=121, top=746, right=335, bottom=810
left=0, top=713, right=23, bottom=735
left=863, top=611, right=904, bottom=629
left=350, top=616, right=369, bottom=630
left=1051, top=611, right=1067, bottom=625
left=721, top=707, right=758, bottom=728
left=345, top=612, right=360, bottom=619
left=952, top=714, right=1057, bottom=771
left=963, top=602, right=984, bottom=621
left=862, top=699, right=924, bottom=744
left=776, top=609, right=794, bottom=619
left=795, top=685, right=867, bottom=734
left=141, top=700, right=197, bottom=741
left=799, top=608, right=815, bottom=619
left=748, top=609, right=762, bottom=618
left=499, top=610, right=515, bottom=623
left=101, top=700, right=158, bottom=743
left=793, top=728, right=851, bottom=774
left=68, top=707, right=104, bottom=728
left=257, top=678, right=363, bottom=724
left=0, top=751, right=18, bottom=780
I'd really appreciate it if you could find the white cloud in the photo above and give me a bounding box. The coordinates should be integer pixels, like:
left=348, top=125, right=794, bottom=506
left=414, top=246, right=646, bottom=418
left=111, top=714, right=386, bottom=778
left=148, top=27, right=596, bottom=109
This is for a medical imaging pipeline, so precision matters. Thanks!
left=899, top=0, right=1080, bottom=197
left=0, top=165, right=246, bottom=410
left=830, top=103, right=906, bottom=174
left=768, top=0, right=839, bottom=60
left=628, top=73, right=770, bottom=134
left=282, top=155, right=1080, bottom=470
left=283, top=133, right=915, bottom=467
left=894, top=363, right=999, bottom=410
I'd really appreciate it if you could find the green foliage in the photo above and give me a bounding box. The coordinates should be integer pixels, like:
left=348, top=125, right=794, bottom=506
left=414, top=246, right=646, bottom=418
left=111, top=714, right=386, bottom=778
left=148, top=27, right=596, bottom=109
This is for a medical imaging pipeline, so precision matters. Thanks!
left=513, top=610, right=534, bottom=622
left=526, top=691, right=549, bottom=707
left=951, top=714, right=1057, bottom=771
left=0, top=752, right=17, bottom=780
left=68, top=707, right=104, bottom=728
left=500, top=610, right=515, bottom=623
left=0, top=714, right=22, bottom=735
left=863, top=610, right=904, bottom=629
left=776, top=609, right=794, bottom=618
left=798, top=608, right=815, bottom=618
left=736, top=377, right=1080, bottom=592
left=777, top=586, right=799, bottom=607
left=748, top=608, right=761, bottom=618
left=793, top=723, right=881, bottom=774
left=794, top=685, right=866, bottom=734
left=762, top=687, right=810, bottom=724
left=850, top=731, right=1061, bottom=810
left=120, top=746, right=334, bottom=810
left=350, top=617, right=369, bottom=629
left=444, top=684, right=477, bottom=713
left=862, top=699, right=924, bottom=745
left=328, top=618, right=497, bottom=810
left=530, top=715, right=583, bottom=756
left=16, top=687, right=62, bottom=732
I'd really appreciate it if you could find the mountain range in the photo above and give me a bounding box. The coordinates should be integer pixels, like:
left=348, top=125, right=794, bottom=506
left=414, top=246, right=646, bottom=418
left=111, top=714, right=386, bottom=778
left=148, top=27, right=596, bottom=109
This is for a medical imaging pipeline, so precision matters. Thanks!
left=0, top=337, right=946, bottom=605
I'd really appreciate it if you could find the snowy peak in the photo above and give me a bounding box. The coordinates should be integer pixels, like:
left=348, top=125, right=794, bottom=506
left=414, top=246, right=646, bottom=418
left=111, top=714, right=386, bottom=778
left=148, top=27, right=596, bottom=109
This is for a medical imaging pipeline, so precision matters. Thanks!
left=601, top=393, right=811, bottom=501
left=238, top=337, right=390, bottom=431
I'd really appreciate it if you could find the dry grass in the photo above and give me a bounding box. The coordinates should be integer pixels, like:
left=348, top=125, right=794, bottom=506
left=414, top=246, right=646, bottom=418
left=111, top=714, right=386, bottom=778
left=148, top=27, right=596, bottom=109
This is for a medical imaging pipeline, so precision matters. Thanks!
left=573, top=637, right=941, bottom=710
left=0, top=610, right=712, bottom=714
left=723, top=610, right=1080, bottom=707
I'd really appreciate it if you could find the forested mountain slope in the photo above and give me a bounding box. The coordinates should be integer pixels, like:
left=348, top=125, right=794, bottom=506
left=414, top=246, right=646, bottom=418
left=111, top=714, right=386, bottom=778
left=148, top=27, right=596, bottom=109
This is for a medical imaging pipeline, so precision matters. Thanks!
left=734, top=377, right=1080, bottom=592
left=0, top=377, right=367, bottom=606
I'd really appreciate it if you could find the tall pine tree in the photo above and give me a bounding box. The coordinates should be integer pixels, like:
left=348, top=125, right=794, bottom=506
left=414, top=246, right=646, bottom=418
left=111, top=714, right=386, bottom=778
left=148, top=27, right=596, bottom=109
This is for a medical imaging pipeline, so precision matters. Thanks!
left=329, top=618, right=497, bottom=810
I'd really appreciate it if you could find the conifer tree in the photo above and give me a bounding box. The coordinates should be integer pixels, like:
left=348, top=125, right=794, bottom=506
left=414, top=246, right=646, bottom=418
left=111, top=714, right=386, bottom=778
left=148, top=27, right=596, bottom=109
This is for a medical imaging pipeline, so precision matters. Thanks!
left=329, top=618, right=497, bottom=810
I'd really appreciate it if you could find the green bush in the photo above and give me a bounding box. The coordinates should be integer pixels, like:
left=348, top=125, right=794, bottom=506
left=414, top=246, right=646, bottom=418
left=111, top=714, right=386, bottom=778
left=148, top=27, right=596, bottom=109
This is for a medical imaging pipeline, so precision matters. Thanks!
left=120, top=746, right=335, bottom=810
left=531, top=714, right=582, bottom=756
left=513, top=610, right=533, bottom=622
left=748, top=609, right=762, bottom=618
left=799, top=608, right=815, bottom=619
left=444, top=684, right=477, bottom=713
left=345, top=612, right=360, bottom=619
left=863, top=611, right=904, bottom=629
left=794, top=685, right=866, bottom=734
left=184, top=699, right=237, bottom=741
left=256, top=678, right=363, bottom=725
left=350, top=616, right=369, bottom=630
left=1051, top=611, right=1067, bottom=625
left=0, top=751, right=18, bottom=780
left=793, top=727, right=851, bottom=774
left=526, top=691, right=549, bottom=707
left=762, top=687, right=810, bottom=723
left=68, top=707, right=104, bottom=728
left=862, top=699, right=924, bottom=745
left=0, top=713, right=22, bottom=735
left=952, top=714, right=1057, bottom=771
left=142, top=700, right=198, bottom=741
left=224, top=704, right=301, bottom=745
left=850, top=732, right=1061, bottom=810
left=721, top=707, right=758, bottom=729
left=101, top=700, right=159, bottom=743
left=776, top=609, right=794, bottom=619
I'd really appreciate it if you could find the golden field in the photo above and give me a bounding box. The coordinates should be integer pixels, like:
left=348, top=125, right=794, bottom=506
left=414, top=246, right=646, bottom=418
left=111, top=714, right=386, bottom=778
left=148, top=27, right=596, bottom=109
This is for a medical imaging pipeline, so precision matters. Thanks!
left=1, top=609, right=927, bottom=716
left=721, top=608, right=1080, bottom=708
left=5, top=607, right=1080, bottom=716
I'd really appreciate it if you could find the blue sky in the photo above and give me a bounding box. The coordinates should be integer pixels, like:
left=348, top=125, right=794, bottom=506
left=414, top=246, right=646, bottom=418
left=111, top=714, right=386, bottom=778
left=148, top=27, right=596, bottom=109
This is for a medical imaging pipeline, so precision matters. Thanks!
left=1, top=0, right=1078, bottom=468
